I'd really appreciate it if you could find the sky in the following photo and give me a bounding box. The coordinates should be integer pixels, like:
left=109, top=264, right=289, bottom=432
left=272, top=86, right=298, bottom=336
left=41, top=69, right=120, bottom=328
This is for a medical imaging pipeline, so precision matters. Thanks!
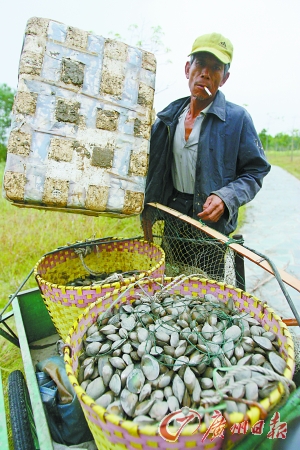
left=1, top=0, right=300, bottom=136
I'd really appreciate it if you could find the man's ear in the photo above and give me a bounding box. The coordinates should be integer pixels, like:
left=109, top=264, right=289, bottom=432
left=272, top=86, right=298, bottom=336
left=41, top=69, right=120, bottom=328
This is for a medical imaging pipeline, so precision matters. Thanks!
left=220, top=71, right=230, bottom=87
left=185, top=61, right=191, bottom=79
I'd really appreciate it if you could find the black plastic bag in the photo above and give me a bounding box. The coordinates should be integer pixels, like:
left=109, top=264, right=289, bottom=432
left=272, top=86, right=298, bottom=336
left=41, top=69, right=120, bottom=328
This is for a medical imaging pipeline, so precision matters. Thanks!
left=36, top=356, right=93, bottom=446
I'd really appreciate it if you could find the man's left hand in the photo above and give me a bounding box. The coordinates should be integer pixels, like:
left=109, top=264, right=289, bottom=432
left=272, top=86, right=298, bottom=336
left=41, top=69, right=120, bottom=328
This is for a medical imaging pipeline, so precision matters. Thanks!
left=197, top=194, right=225, bottom=222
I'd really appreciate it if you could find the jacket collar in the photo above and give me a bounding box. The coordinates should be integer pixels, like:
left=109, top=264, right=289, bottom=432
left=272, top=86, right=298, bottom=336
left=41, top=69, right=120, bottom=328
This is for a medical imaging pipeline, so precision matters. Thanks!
left=157, top=90, right=226, bottom=125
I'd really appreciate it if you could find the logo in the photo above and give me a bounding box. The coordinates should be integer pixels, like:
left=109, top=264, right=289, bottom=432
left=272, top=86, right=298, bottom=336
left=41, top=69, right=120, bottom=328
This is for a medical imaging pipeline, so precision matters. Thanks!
left=158, top=408, right=287, bottom=443
left=219, top=41, right=227, bottom=48
left=158, top=407, right=202, bottom=442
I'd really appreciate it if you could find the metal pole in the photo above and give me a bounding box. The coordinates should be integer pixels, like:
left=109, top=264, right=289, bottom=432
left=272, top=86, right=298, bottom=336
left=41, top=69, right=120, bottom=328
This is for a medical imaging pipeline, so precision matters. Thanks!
left=232, top=234, right=246, bottom=290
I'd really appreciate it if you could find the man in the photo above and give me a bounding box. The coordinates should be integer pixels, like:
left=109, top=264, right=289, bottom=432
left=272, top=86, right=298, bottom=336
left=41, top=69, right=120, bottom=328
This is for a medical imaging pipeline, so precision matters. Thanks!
left=144, top=32, right=270, bottom=233
left=143, top=32, right=271, bottom=278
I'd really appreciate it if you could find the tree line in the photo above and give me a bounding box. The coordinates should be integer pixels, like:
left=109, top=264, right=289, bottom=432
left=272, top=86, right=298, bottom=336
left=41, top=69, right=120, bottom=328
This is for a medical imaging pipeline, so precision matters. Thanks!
left=259, top=128, right=300, bottom=153
left=0, top=82, right=299, bottom=162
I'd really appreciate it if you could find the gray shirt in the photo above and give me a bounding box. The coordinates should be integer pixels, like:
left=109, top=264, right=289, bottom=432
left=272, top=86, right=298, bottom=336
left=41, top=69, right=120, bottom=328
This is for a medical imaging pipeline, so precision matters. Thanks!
left=172, top=103, right=212, bottom=194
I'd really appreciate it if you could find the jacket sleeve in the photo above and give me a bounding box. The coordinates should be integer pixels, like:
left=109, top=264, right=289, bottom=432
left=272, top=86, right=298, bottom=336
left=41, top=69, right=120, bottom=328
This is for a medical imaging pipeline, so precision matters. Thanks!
left=211, top=110, right=271, bottom=223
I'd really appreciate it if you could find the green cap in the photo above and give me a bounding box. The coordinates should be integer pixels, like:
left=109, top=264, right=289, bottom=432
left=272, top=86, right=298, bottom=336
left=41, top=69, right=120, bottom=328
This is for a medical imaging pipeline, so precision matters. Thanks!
left=189, top=33, right=233, bottom=64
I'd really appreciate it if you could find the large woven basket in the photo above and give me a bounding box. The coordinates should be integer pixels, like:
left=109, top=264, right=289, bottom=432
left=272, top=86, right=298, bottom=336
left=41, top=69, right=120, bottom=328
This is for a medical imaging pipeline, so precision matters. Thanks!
left=34, top=238, right=165, bottom=340
left=64, top=276, right=295, bottom=450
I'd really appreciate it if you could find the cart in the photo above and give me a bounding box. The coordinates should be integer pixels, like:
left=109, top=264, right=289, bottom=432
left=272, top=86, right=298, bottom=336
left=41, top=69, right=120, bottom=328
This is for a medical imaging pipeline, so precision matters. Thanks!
left=1, top=204, right=300, bottom=450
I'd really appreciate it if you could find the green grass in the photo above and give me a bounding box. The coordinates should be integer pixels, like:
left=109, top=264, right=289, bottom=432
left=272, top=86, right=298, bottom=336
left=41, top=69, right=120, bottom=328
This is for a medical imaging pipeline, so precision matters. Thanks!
left=0, top=161, right=142, bottom=448
left=266, top=150, right=300, bottom=180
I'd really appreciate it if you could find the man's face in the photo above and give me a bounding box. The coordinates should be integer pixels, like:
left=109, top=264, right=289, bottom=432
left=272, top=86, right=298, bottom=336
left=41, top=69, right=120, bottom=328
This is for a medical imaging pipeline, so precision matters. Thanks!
left=185, top=52, right=229, bottom=100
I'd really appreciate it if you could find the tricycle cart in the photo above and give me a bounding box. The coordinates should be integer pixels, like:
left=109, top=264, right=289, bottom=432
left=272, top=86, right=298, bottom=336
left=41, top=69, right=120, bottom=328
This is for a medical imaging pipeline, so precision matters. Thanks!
left=1, top=203, right=300, bottom=450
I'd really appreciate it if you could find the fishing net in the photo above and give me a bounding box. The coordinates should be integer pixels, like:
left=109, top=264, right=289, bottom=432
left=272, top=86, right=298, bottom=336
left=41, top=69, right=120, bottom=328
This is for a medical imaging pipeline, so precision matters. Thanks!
left=142, top=203, right=245, bottom=288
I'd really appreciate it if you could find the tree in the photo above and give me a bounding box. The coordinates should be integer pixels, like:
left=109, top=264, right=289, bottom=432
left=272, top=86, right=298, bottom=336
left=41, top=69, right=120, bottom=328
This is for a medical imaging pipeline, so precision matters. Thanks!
left=258, top=128, right=269, bottom=150
left=0, top=83, right=15, bottom=161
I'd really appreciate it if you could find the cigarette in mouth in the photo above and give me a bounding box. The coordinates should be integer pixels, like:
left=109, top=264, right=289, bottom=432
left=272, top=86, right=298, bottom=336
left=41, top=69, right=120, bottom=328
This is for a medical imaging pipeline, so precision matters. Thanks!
left=204, top=86, right=212, bottom=96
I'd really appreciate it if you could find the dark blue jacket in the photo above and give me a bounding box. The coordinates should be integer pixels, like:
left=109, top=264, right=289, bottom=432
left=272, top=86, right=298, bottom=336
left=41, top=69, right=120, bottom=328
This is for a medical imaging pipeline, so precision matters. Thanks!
left=144, top=90, right=271, bottom=235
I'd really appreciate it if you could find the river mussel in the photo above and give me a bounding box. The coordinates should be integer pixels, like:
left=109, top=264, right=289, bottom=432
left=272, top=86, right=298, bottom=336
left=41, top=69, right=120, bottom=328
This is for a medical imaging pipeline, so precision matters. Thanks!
left=76, top=289, right=291, bottom=426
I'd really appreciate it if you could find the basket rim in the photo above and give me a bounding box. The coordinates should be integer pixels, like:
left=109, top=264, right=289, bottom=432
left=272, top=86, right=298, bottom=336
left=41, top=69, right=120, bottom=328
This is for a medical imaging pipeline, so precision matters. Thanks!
left=33, top=237, right=165, bottom=288
left=63, top=275, right=295, bottom=438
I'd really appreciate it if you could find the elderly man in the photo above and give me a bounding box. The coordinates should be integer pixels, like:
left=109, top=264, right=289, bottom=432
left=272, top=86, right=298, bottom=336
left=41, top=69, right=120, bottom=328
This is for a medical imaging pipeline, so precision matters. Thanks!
left=143, top=32, right=271, bottom=278
left=144, top=32, right=270, bottom=230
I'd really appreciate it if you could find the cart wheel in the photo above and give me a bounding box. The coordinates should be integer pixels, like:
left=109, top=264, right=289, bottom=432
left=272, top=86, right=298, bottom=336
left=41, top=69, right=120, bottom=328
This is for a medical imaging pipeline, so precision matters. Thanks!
left=8, top=370, right=38, bottom=450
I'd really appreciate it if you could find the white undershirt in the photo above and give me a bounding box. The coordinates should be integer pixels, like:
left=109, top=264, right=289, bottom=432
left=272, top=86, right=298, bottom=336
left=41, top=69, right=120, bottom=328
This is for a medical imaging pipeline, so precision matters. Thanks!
left=172, top=103, right=212, bottom=194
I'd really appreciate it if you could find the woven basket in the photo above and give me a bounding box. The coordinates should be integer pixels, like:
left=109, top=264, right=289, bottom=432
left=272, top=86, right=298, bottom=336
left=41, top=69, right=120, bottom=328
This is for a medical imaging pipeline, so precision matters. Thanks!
left=34, top=238, right=165, bottom=340
left=64, top=276, right=295, bottom=450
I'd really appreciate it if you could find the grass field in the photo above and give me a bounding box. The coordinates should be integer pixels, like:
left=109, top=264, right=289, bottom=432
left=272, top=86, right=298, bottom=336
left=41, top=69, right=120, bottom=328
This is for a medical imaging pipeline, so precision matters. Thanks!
left=0, top=150, right=298, bottom=448
left=265, top=150, right=300, bottom=180
left=0, top=161, right=142, bottom=447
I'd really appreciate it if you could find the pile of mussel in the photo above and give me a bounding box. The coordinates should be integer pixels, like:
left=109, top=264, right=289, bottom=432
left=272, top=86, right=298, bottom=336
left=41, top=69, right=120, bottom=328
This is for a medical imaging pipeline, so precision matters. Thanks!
left=77, top=290, right=288, bottom=425
left=68, top=270, right=142, bottom=286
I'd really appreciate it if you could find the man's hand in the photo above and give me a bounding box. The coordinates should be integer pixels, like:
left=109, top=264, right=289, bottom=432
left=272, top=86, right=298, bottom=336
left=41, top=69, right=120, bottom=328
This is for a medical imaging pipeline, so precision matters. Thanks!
left=197, top=194, right=225, bottom=222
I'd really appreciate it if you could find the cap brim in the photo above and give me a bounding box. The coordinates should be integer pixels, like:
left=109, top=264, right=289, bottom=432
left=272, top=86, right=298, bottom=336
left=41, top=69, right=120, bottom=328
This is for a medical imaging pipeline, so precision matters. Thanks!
left=188, top=46, right=231, bottom=64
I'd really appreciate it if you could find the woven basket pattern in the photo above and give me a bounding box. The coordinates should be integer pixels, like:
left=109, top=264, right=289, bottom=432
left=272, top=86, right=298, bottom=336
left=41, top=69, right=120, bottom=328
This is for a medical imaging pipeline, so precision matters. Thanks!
left=64, top=277, right=295, bottom=450
left=34, top=239, right=165, bottom=340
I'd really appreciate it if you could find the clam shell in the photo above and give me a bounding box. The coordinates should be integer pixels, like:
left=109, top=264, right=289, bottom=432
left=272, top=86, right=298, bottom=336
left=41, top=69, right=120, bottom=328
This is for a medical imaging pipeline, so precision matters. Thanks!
left=231, top=385, right=245, bottom=399
left=120, top=389, right=138, bottom=417
left=164, top=386, right=173, bottom=399
left=100, top=324, right=118, bottom=335
left=245, top=381, right=258, bottom=401
left=172, top=374, right=185, bottom=405
left=141, top=354, right=160, bottom=381
left=87, top=323, right=99, bottom=336
left=102, top=362, right=114, bottom=386
left=120, top=363, right=135, bottom=387
left=250, top=325, right=263, bottom=336
left=268, top=351, right=286, bottom=375
left=106, top=333, right=122, bottom=342
left=174, top=340, right=187, bottom=357
left=118, top=327, right=128, bottom=339
left=109, top=373, right=122, bottom=396
left=201, top=323, right=214, bottom=340
left=133, top=415, right=156, bottom=425
left=85, top=342, right=101, bottom=356
left=126, top=369, right=145, bottom=394
left=110, top=357, right=126, bottom=370
left=252, top=354, right=266, bottom=366
left=121, top=316, right=136, bottom=331
left=84, top=361, right=96, bottom=380
left=155, top=330, right=170, bottom=342
left=157, top=371, right=173, bottom=388
left=95, top=392, right=114, bottom=408
left=149, top=401, right=168, bottom=421
left=201, top=377, right=213, bottom=390
left=222, top=340, right=235, bottom=359
left=86, top=377, right=106, bottom=399
left=139, top=383, right=152, bottom=402
left=137, top=328, right=149, bottom=343
left=252, top=336, right=273, bottom=351
left=151, top=389, right=164, bottom=401
left=167, top=395, right=180, bottom=412
left=192, top=378, right=201, bottom=404
left=173, top=356, right=189, bottom=372
left=98, top=355, right=109, bottom=376
left=99, top=343, right=111, bottom=354
left=150, top=346, right=163, bottom=356
left=106, top=400, right=125, bottom=417
left=170, top=332, right=180, bottom=347
left=134, top=399, right=155, bottom=417
left=262, top=331, right=276, bottom=341
left=137, top=341, right=152, bottom=358
left=224, top=325, right=242, bottom=341
left=183, top=366, right=196, bottom=394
